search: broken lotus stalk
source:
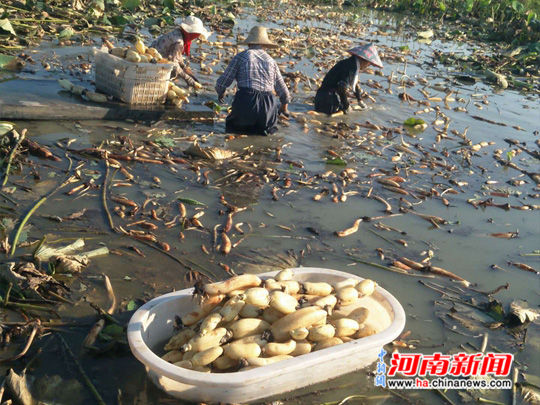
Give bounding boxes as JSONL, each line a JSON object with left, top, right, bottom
{"left": 398, "top": 257, "right": 470, "bottom": 286}
{"left": 335, "top": 218, "right": 363, "bottom": 237}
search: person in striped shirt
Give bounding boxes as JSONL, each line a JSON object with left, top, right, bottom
{"left": 216, "top": 26, "right": 290, "bottom": 136}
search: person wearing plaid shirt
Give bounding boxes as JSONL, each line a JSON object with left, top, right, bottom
{"left": 314, "top": 43, "right": 383, "bottom": 115}
{"left": 216, "top": 26, "right": 290, "bottom": 136}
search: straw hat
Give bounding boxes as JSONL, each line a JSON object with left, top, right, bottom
{"left": 174, "top": 16, "right": 212, "bottom": 40}
{"left": 240, "top": 26, "right": 278, "bottom": 48}
{"left": 348, "top": 44, "right": 383, "bottom": 68}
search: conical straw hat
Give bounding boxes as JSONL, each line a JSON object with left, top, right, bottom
{"left": 348, "top": 43, "right": 383, "bottom": 68}
{"left": 240, "top": 26, "right": 278, "bottom": 48}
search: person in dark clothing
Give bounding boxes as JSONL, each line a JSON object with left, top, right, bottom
{"left": 314, "top": 43, "right": 383, "bottom": 115}
{"left": 215, "top": 26, "right": 290, "bottom": 136}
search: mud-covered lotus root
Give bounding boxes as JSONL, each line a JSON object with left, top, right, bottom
{"left": 163, "top": 271, "right": 386, "bottom": 373}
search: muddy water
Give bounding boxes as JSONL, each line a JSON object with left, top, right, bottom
{"left": 1, "top": 4, "right": 539, "bottom": 405}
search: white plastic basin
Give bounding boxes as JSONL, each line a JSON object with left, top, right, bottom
{"left": 128, "top": 267, "right": 406, "bottom": 403}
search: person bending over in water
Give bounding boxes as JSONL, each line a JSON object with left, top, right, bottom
{"left": 215, "top": 26, "right": 290, "bottom": 136}
{"left": 314, "top": 43, "right": 383, "bottom": 115}
{"left": 151, "top": 16, "right": 211, "bottom": 87}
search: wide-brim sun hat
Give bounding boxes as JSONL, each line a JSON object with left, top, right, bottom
{"left": 348, "top": 44, "right": 383, "bottom": 68}
{"left": 240, "top": 26, "right": 278, "bottom": 48}
{"left": 175, "top": 16, "right": 212, "bottom": 40}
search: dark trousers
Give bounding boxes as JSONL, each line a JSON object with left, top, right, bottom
{"left": 314, "top": 88, "right": 341, "bottom": 115}
{"left": 226, "top": 87, "right": 279, "bottom": 136}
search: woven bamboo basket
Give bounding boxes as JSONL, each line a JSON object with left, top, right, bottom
{"left": 94, "top": 49, "right": 174, "bottom": 105}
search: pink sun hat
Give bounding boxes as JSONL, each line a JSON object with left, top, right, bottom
{"left": 348, "top": 43, "right": 383, "bottom": 68}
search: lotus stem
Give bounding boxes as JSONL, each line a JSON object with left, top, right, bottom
{"left": 102, "top": 157, "right": 116, "bottom": 232}
{"left": 3, "top": 283, "right": 12, "bottom": 306}
{"left": 368, "top": 229, "right": 399, "bottom": 246}
{"left": 2, "top": 129, "right": 26, "bottom": 187}
{"left": 345, "top": 254, "right": 410, "bottom": 275}
{"left": 103, "top": 274, "right": 116, "bottom": 315}
{"left": 9, "top": 195, "right": 47, "bottom": 256}
{"left": 480, "top": 333, "right": 488, "bottom": 353}
{"left": 0, "top": 295, "right": 54, "bottom": 312}
{"left": 0, "top": 320, "right": 40, "bottom": 363}
{"left": 14, "top": 17, "right": 69, "bottom": 23}
{"left": 57, "top": 333, "right": 107, "bottom": 405}
{"left": 0, "top": 377, "right": 5, "bottom": 403}
{"left": 10, "top": 155, "right": 73, "bottom": 256}
{"left": 478, "top": 398, "right": 505, "bottom": 405}
{"left": 435, "top": 389, "right": 455, "bottom": 405}
{"left": 512, "top": 367, "right": 518, "bottom": 405}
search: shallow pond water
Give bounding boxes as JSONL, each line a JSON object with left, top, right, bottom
{"left": 1, "top": 2, "right": 538, "bottom": 404}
